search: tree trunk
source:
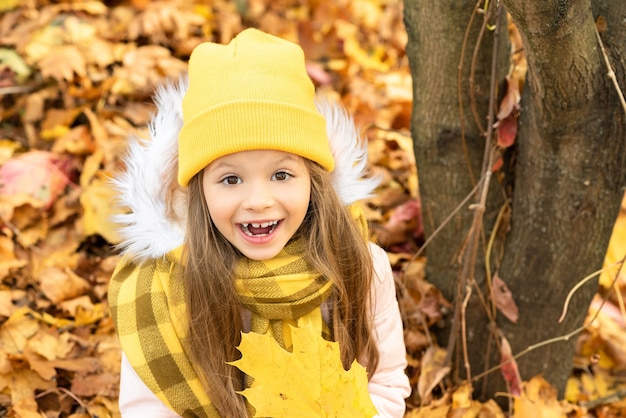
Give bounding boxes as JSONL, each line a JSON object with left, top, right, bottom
{"left": 495, "top": 0, "right": 626, "bottom": 397}
{"left": 404, "top": 0, "right": 626, "bottom": 403}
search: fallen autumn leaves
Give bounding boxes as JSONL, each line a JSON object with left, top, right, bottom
{"left": 1, "top": 0, "right": 626, "bottom": 417}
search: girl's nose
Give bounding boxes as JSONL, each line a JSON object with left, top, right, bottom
{"left": 242, "top": 184, "right": 275, "bottom": 211}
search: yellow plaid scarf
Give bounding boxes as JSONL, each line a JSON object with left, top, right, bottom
{"left": 234, "top": 239, "right": 333, "bottom": 349}
{"left": 109, "top": 247, "right": 217, "bottom": 417}
{"left": 109, "top": 240, "right": 334, "bottom": 417}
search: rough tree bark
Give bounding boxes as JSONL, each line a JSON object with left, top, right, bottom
{"left": 404, "top": 0, "right": 626, "bottom": 403}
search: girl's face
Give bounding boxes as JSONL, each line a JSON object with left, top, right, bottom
{"left": 202, "top": 150, "right": 311, "bottom": 261}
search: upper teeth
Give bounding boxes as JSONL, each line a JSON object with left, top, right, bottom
{"left": 242, "top": 220, "right": 278, "bottom": 228}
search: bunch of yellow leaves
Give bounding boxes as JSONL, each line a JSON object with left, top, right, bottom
{"left": 231, "top": 321, "right": 377, "bottom": 417}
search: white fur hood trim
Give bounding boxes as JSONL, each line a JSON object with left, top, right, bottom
{"left": 112, "top": 77, "right": 380, "bottom": 261}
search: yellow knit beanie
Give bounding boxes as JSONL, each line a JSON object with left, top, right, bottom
{"left": 177, "top": 28, "right": 335, "bottom": 187}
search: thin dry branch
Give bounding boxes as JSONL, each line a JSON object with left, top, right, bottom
{"left": 558, "top": 259, "right": 624, "bottom": 323}
{"left": 595, "top": 26, "right": 626, "bottom": 117}
{"left": 457, "top": 0, "right": 484, "bottom": 187}
{"left": 445, "top": 1, "right": 504, "bottom": 379}
{"left": 468, "top": 6, "right": 492, "bottom": 134}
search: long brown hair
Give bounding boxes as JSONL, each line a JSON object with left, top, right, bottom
{"left": 183, "top": 159, "right": 379, "bottom": 417}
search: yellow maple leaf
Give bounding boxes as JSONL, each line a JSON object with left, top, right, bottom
{"left": 230, "top": 321, "right": 377, "bottom": 417}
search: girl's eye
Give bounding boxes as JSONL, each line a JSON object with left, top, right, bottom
{"left": 272, "top": 171, "right": 291, "bottom": 181}
{"left": 221, "top": 175, "right": 241, "bottom": 185}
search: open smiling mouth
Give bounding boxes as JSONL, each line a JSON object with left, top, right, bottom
{"left": 240, "top": 220, "right": 280, "bottom": 237}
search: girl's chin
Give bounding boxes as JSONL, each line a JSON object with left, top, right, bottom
{"left": 239, "top": 247, "right": 283, "bottom": 261}
{"left": 235, "top": 233, "right": 287, "bottom": 261}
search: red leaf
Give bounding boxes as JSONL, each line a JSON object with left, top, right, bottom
{"left": 377, "top": 198, "right": 423, "bottom": 247}
{"left": 500, "top": 335, "right": 522, "bottom": 396}
{"left": 0, "top": 151, "right": 74, "bottom": 209}
{"left": 496, "top": 113, "right": 518, "bottom": 148}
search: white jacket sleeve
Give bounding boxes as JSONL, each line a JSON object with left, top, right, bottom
{"left": 368, "top": 243, "right": 412, "bottom": 417}
{"left": 119, "top": 352, "right": 181, "bottom": 417}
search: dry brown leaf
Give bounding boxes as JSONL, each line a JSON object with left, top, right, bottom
{"left": 403, "top": 329, "right": 430, "bottom": 353}
{"left": 71, "top": 372, "right": 119, "bottom": 397}
{"left": 493, "top": 271, "right": 519, "bottom": 323}
{"left": 30, "top": 223, "right": 81, "bottom": 276}
{"left": 417, "top": 346, "right": 450, "bottom": 402}
{"left": 27, "top": 329, "right": 64, "bottom": 362}
{"left": 38, "top": 266, "right": 91, "bottom": 304}
{"left": 0, "top": 307, "right": 40, "bottom": 354}
{"left": 59, "top": 295, "right": 95, "bottom": 317}
{"left": 81, "top": 37, "right": 116, "bottom": 68}
{"left": 116, "top": 44, "right": 187, "bottom": 92}
{"left": 10, "top": 363, "right": 58, "bottom": 401}
{"left": 12, "top": 204, "right": 49, "bottom": 247}
{"left": 377, "top": 198, "right": 423, "bottom": 248}
{"left": 0, "top": 291, "right": 16, "bottom": 317}
{"left": 10, "top": 398, "right": 42, "bottom": 418}
{"left": 39, "top": 45, "right": 87, "bottom": 82}
{"left": 51, "top": 125, "right": 97, "bottom": 155}
{"left": 24, "top": 349, "right": 58, "bottom": 381}
{"left": 404, "top": 273, "right": 451, "bottom": 324}
{"left": 0, "top": 235, "right": 27, "bottom": 281}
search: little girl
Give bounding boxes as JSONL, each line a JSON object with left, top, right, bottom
{"left": 108, "top": 28, "right": 410, "bottom": 417}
